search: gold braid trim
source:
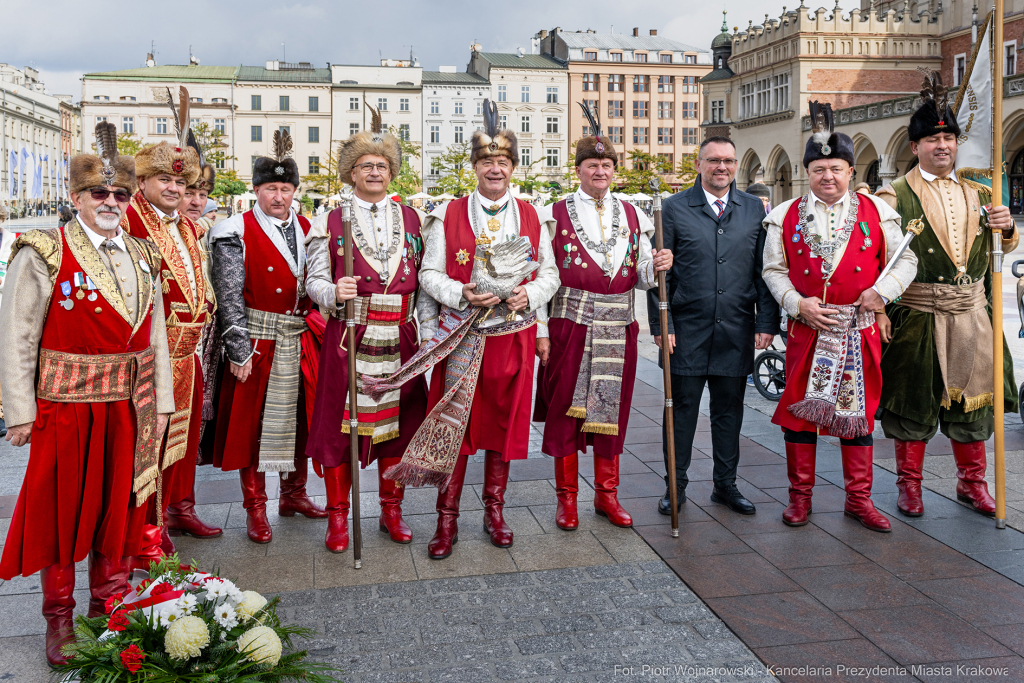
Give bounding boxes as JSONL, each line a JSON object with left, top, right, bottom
{"left": 11, "top": 228, "right": 61, "bottom": 283}
{"left": 566, "top": 406, "right": 588, "bottom": 419}
{"left": 580, "top": 422, "right": 620, "bottom": 436}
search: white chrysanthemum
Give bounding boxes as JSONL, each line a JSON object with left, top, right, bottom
{"left": 214, "top": 603, "right": 238, "bottom": 629}
{"left": 235, "top": 591, "right": 268, "bottom": 623}
{"left": 164, "top": 615, "right": 210, "bottom": 660}
{"left": 237, "top": 625, "right": 282, "bottom": 666}
{"left": 157, "top": 603, "right": 185, "bottom": 628}
{"left": 177, "top": 594, "right": 198, "bottom": 615}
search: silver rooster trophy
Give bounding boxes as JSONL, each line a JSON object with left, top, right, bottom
{"left": 471, "top": 236, "right": 540, "bottom": 325}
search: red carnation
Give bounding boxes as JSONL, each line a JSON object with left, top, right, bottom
{"left": 151, "top": 582, "right": 175, "bottom": 596}
{"left": 136, "top": 579, "right": 152, "bottom": 595}
{"left": 119, "top": 644, "right": 146, "bottom": 674}
{"left": 108, "top": 611, "right": 130, "bottom": 632}
{"left": 104, "top": 592, "right": 125, "bottom": 615}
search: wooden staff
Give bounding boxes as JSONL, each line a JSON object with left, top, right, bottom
{"left": 992, "top": 0, "right": 1007, "bottom": 529}
{"left": 650, "top": 178, "right": 679, "bottom": 537}
{"left": 342, "top": 198, "right": 363, "bottom": 565}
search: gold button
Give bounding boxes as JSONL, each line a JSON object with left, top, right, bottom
{"left": 94, "top": 307, "right": 102, "bottom": 313}
{"left": 928, "top": 248, "right": 934, "bottom": 253}
{"left": 115, "top": 262, "right": 121, "bottom": 267}
{"left": 581, "top": 262, "right": 588, "bottom": 269}
{"left": 938, "top": 276, "right": 944, "bottom": 281}
{"left": 127, "top": 292, "right": 132, "bottom": 297}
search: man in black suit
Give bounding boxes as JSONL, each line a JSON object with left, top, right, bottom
{"left": 649, "top": 136, "right": 779, "bottom": 516}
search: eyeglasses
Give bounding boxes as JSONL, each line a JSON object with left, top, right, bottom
{"left": 701, "top": 158, "right": 738, "bottom": 167}
{"left": 89, "top": 187, "right": 132, "bottom": 203}
{"left": 356, "top": 162, "right": 390, "bottom": 174}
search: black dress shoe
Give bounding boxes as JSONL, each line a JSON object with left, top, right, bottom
{"left": 711, "top": 485, "right": 756, "bottom": 515}
{"left": 658, "top": 487, "right": 685, "bottom": 515}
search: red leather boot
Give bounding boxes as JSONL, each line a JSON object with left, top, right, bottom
{"left": 279, "top": 455, "right": 327, "bottom": 518}
{"left": 378, "top": 457, "right": 412, "bottom": 544}
{"left": 951, "top": 439, "right": 996, "bottom": 516}
{"left": 594, "top": 454, "right": 633, "bottom": 527}
{"left": 41, "top": 562, "right": 76, "bottom": 667}
{"left": 482, "top": 450, "right": 514, "bottom": 547}
{"left": 782, "top": 442, "right": 816, "bottom": 526}
{"left": 894, "top": 439, "right": 926, "bottom": 517}
{"left": 841, "top": 445, "right": 891, "bottom": 532}
{"left": 554, "top": 453, "right": 579, "bottom": 530}
{"left": 129, "top": 523, "right": 165, "bottom": 574}
{"left": 87, "top": 551, "right": 130, "bottom": 618}
{"left": 167, "top": 485, "right": 223, "bottom": 538}
{"left": 428, "top": 454, "right": 468, "bottom": 559}
{"left": 240, "top": 465, "right": 272, "bottom": 543}
{"left": 323, "top": 464, "right": 351, "bottom": 553}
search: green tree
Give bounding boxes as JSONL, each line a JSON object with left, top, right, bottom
{"left": 190, "top": 121, "right": 234, "bottom": 170}
{"left": 298, "top": 193, "right": 315, "bottom": 215}
{"left": 212, "top": 168, "right": 247, "bottom": 204}
{"left": 434, "top": 142, "right": 477, "bottom": 197}
{"left": 116, "top": 132, "right": 146, "bottom": 156}
{"left": 511, "top": 158, "right": 545, "bottom": 195}
{"left": 675, "top": 151, "right": 699, "bottom": 191}
{"left": 616, "top": 149, "right": 674, "bottom": 194}
{"left": 301, "top": 149, "right": 344, "bottom": 198}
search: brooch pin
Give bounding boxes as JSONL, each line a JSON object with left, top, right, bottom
{"left": 456, "top": 249, "right": 470, "bottom": 265}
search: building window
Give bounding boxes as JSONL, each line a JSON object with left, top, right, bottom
{"left": 350, "top": 122, "right": 360, "bottom": 136}
{"left": 681, "top": 75, "right": 699, "bottom": 93}
{"left": 633, "top": 75, "right": 650, "bottom": 92}
{"left": 711, "top": 100, "right": 725, "bottom": 123}
{"left": 680, "top": 102, "right": 697, "bottom": 119}
{"left": 309, "top": 126, "right": 319, "bottom": 143}
{"left": 454, "top": 125, "right": 464, "bottom": 143}
{"left": 349, "top": 97, "right": 360, "bottom": 111}
{"left": 521, "top": 147, "right": 531, "bottom": 166}
{"left": 279, "top": 95, "right": 289, "bottom": 111}
{"left": 546, "top": 87, "right": 558, "bottom": 103}
{"left": 309, "top": 156, "right": 320, "bottom": 174}
{"left": 657, "top": 127, "right": 674, "bottom": 145}
{"left": 658, "top": 76, "right": 674, "bottom": 93}
{"left": 608, "top": 126, "right": 623, "bottom": 144}
{"left": 500, "top": 114, "right": 508, "bottom": 129}
{"left": 681, "top": 127, "right": 699, "bottom": 145}
{"left": 430, "top": 100, "right": 439, "bottom": 115}
{"left": 658, "top": 102, "right": 674, "bottom": 119}
{"left": 546, "top": 148, "right": 559, "bottom": 167}
{"left": 633, "top": 101, "right": 649, "bottom": 118}
{"left": 308, "top": 96, "right": 319, "bottom": 112}
{"left": 455, "top": 101, "right": 463, "bottom": 115}
{"left": 378, "top": 97, "right": 388, "bottom": 111}
{"left": 546, "top": 117, "right": 559, "bottom": 134}
{"left": 584, "top": 51, "right": 598, "bottom": 61}
{"left": 278, "top": 125, "right": 290, "bottom": 137}
{"left": 399, "top": 124, "right": 410, "bottom": 141}
{"left": 608, "top": 100, "right": 623, "bottom": 118}
{"left": 771, "top": 73, "right": 790, "bottom": 111}
{"left": 633, "top": 127, "right": 649, "bottom": 144}
{"left": 582, "top": 99, "right": 597, "bottom": 117}
{"left": 190, "top": 97, "right": 203, "bottom": 104}
{"left": 635, "top": 52, "right": 648, "bottom": 63}
{"left": 215, "top": 158, "right": 225, "bottom": 169}
{"left": 190, "top": 118, "right": 201, "bottom": 130}
{"left": 212, "top": 97, "right": 228, "bottom": 103}
{"left": 521, "top": 86, "right": 530, "bottom": 103}
{"left": 610, "top": 52, "right": 623, "bottom": 62}
{"left": 430, "top": 125, "right": 440, "bottom": 143}
{"left": 658, "top": 153, "right": 674, "bottom": 165}
{"left": 607, "top": 74, "right": 623, "bottom": 92}
{"left": 685, "top": 54, "right": 696, "bottom": 64}
{"left": 251, "top": 125, "right": 262, "bottom": 142}
{"left": 430, "top": 156, "right": 442, "bottom": 175}
{"left": 953, "top": 54, "right": 967, "bottom": 85}
{"left": 476, "top": 101, "right": 483, "bottom": 115}
{"left": 1006, "top": 41, "right": 1017, "bottom": 76}
{"left": 660, "top": 53, "right": 672, "bottom": 64}
{"left": 251, "top": 95, "right": 261, "bottom": 110}
{"left": 582, "top": 125, "right": 593, "bottom": 137}
{"left": 582, "top": 73, "right": 598, "bottom": 91}
{"left": 215, "top": 118, "right": 226, "bottom": 133}
{"left": 400, "top": 98, "right": 410, "bottom": 111}
{"left": 498, "top": 84, "right": 507, "bottom": 102}
{"left": 156, "top": 117, "right": 168, "bottom": 135}
{"left": 122, "top": 117, "right": 134, "bottom": 133}
{"left": 521, "top": 115, "right": 531, "bottom": 133}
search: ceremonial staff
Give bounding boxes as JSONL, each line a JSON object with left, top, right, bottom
{"left": 650, "top": 177, "right": 679, "bottom": 537}
{"left": 992, "top": 0, "right": 1007, "bottom": 529}
{"left": 342, "top": 197, "right": 364, "bottom": 566}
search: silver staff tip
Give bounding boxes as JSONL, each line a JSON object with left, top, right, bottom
{"left": 671, "top": 528, "right": 679, "bottom": 538}
{"left": 355, "top": 560, "right": 363, "bottom": 569}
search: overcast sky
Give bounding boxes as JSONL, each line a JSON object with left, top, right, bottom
{"left": 6, "top": 0, "right": 781, "bottom": 99}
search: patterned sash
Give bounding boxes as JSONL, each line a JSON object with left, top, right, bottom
{"left": 37, "top": 347, "right": 162, "bottom": 506}
{"left": 339, "top": 292, "right": 416, "bottom": 444}
{"left": 788, "top": 305, "right": 875, "bottom": 438}
{"left": 550, "top": 287, "right": 634, "bottom": 435}
{"left": 245, "top": 307, "right": 309, "bottom": 473}
{"left": 164, "top": 317, "right": 206, "bottom": 469}
{"left": 362, "top": 305, "right": 536, "bottom": 490}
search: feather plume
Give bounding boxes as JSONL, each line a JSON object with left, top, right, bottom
{"left": 94, "top": 121, "right": 118, "bottom": 167}
{"left": 186, "top": 128, "right": 206, "bottom": 167}
{"left": 578, "top": 101, "right": 601, "bottom": 138}
{"left": 363, "top": 101, "right": 383, "bottom": 135}
{"left": 161, "top": 87, "right": 182, "bottom": 142}
{"left": 178, "top": 86, "right": 190, "bottom": 148}
{"left": 808, "top": 100, "right": 833, "bottom": 147}
{"left": 272, "top": 128, "right": 293, "bottom": 162}
{"left": 482, "top": 99, "right": 500, "bottom": 138}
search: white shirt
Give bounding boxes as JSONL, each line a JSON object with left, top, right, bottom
{"left": 352, "top": 194, "right": 404, "bottom": 285}
{"left": 704, "top": 188, "right": 730, "bottom": 214}
{"left": 918, "top": 167, "right": 960, "bottom": 184}
{"left": 571, "top": 187, "right": 654, "bottom": 274}
{"left": 80, "top": 219, "right": 127, "bottom": 251}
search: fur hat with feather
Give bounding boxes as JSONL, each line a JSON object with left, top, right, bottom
{"left": 70, "top": 121, "right": 137, "bottom": 194}
{"left": 909, "top": 69, "right": 961, "bottom": 142}
{"left": 471, "top": 99, "right": 519, "bottom": 167}
{"left": 252, "top": 128, "right": 300, "bottom": 187}
{"left": 802, "top": 101, "right": 854, "bottom": 168}
{"left": 336, "top": 103, "right": 402, "bottom": 186}
{"left": 186, "top": 129, "right": 216, "bottom": 192}
{"left": 134, "top": 86, "right": 200, "bottom": 183}
{"left": 574, "top": 101, "right": 618, "bottom": 167}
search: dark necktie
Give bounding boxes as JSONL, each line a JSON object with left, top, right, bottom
{"left": 278, "top": 221, "right": 297, "bottom": 262}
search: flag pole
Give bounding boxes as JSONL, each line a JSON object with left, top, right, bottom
{"left": 992, "top": 0, "right": 1007, "bottom": 530}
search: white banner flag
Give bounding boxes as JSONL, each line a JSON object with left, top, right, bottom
{"left": 955, "top": 12, "right": 993, "bottom": 177}
{"left": 20, "top": 147, "right": 31, "bottom": 199}
{"left": 31, "top": 153, "right": 45, "bottom": 199}
{"left": 7, "top": 149, "right": 17, "bottom": 199}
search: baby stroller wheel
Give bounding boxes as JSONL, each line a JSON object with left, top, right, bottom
{"left": 753, "top": 350, "right": 787, "bottom": 402}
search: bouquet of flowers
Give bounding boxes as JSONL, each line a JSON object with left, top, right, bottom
{"left": 58, "top": 556, "right": 343, "bottom": 682}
